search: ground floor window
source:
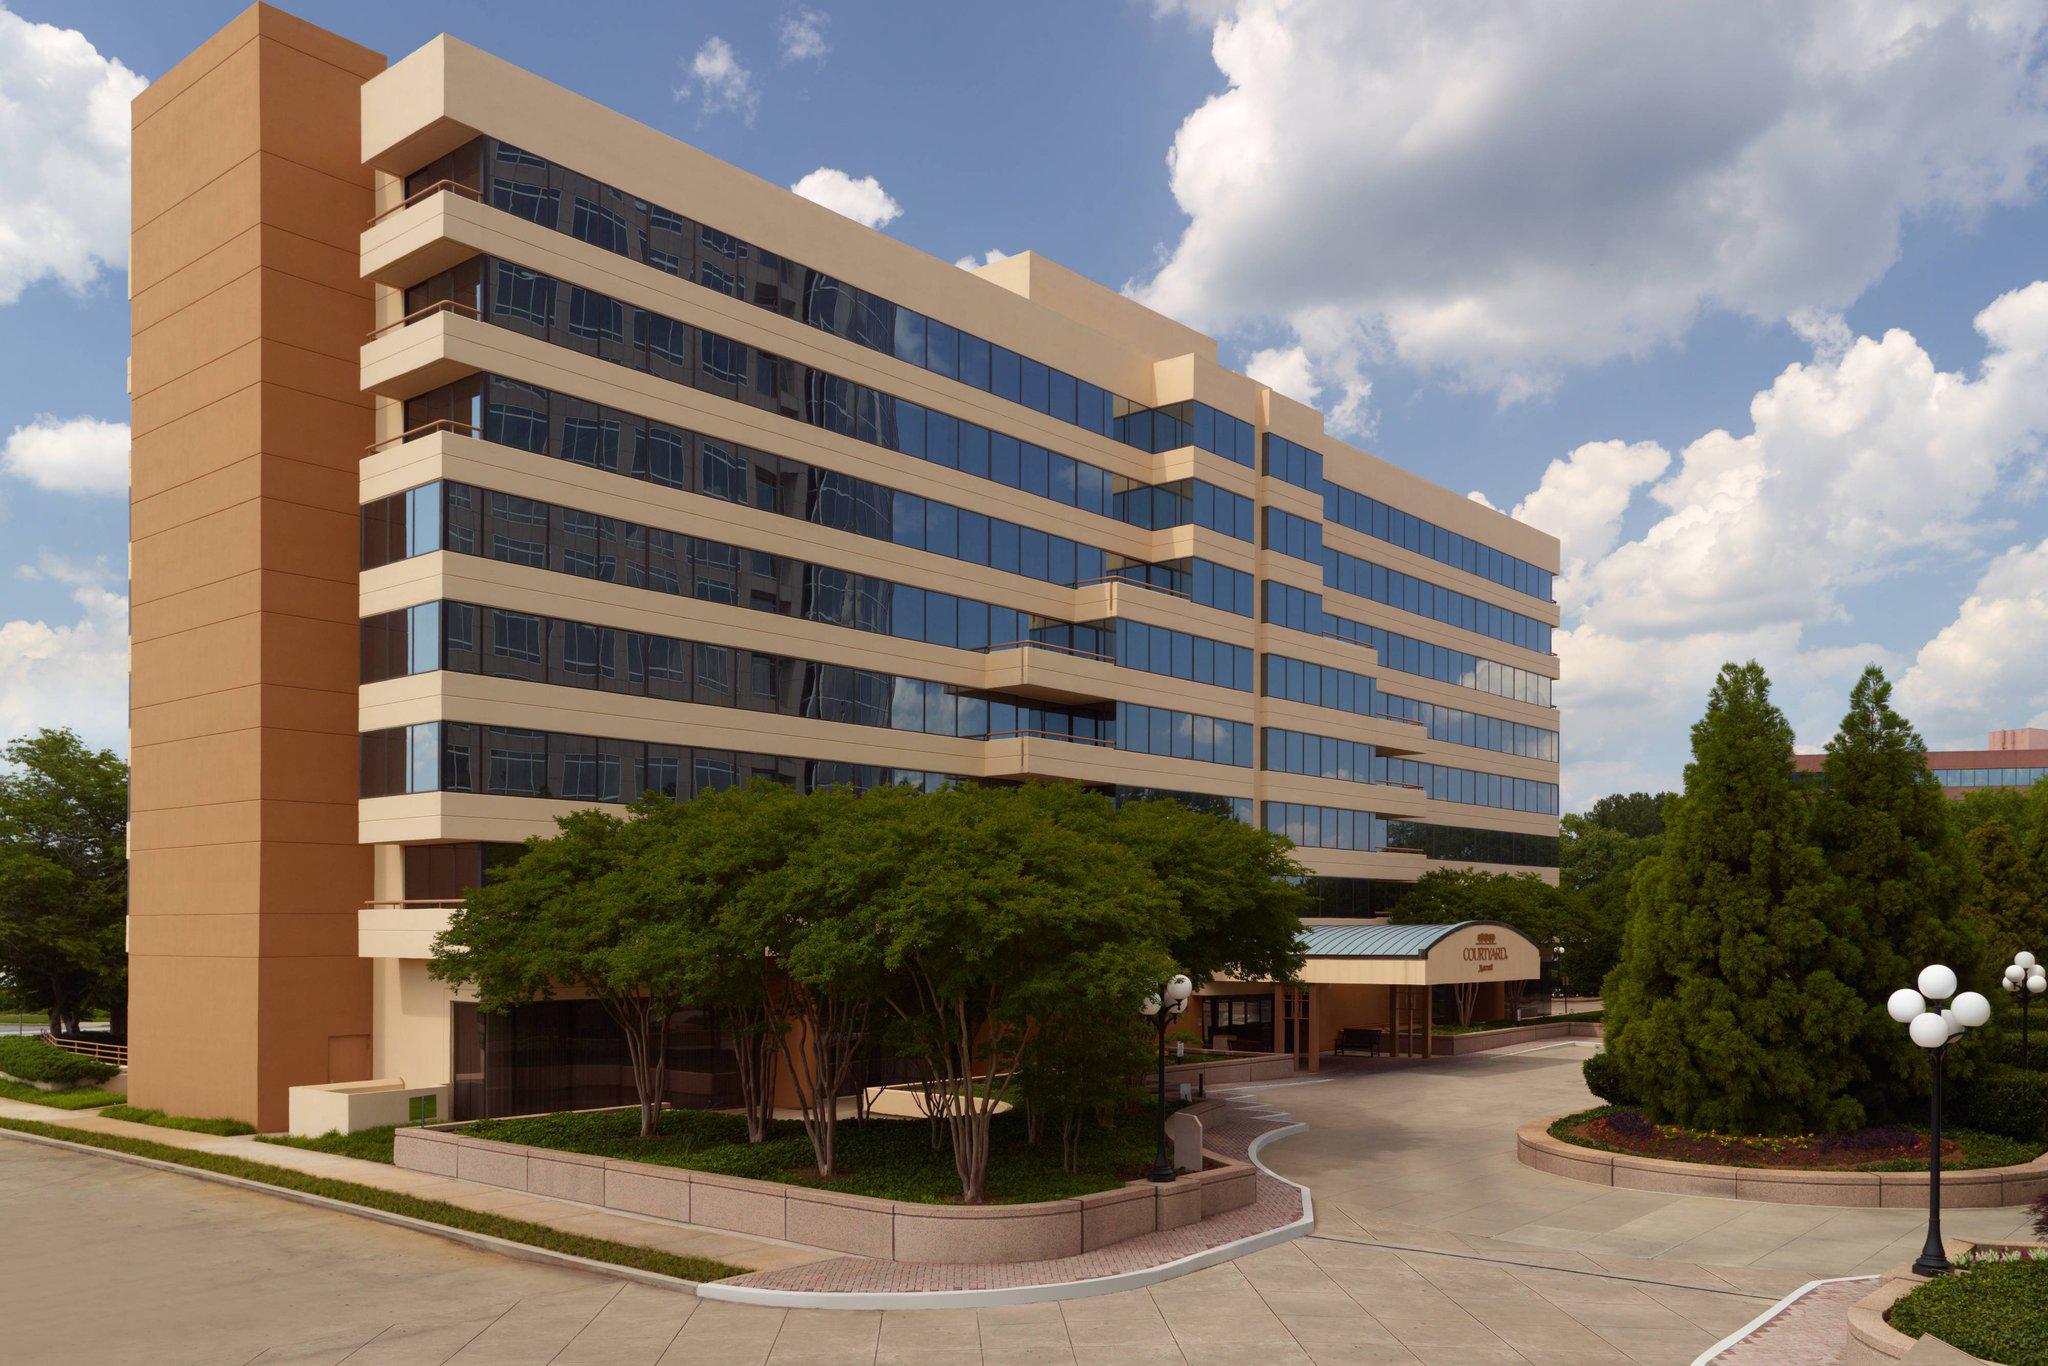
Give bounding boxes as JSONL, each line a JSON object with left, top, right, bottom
{"left": 449, "top": 1000, "right": 736, "bottom": 1121}
{"left": 1201, "top": 994, "right": 1275, "bottom": 1052}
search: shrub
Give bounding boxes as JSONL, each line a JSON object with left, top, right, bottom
{"left": 0, "top": 1036, "right": 117, "bottom": 1085}
{"left": 1952, "top": 1064, "right": 2048, "bottom": 1143}
{"left": 1889, "top": 1255, "right": 2048, "bottom": 1362}
{"left": 1581, "top": 1050, "right": 1635, "bottom": 1106}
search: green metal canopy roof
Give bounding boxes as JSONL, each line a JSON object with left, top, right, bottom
{"left": 1300, "top": 921, "right": 1528, "bottom": 960}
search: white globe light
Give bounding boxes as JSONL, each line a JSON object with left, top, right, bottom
{"left": 1140, "top": 995, "right": 1161, "bottom": 1016}
{"left": 1909, "top": 1012, "right": 1951, "bottom": 1049}
{"left": 1165, "top": 974, "right": 1193, "bottom": 1003}
{"left": 2010, "top": 976, "right": 2025, "bottom": 993}
{"left": 2009, "top": 965, "right": 2026, "bottom": 984}
{"left": 1952, "top": 992, "right": 1992, "bottom": 1028}
{"left": 2019, "top": 951, "right": 2038, "bottom": 970}
{"left": 2033, "top": 975, "right": 2047, "bottom": 996}
{"left": 1918, "top": 964, "right": 1958, "bottom": 1001}
{"left": 1887, "top": 988, "right": 1926, "bottom": 1024}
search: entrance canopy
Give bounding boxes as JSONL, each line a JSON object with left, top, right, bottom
{"left": 1293, "top": 920, "right": 1541, "bottom": 986}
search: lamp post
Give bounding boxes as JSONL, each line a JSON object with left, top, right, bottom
{"left": 2002, "top": 952, "right": 2045, "bottom": 1065}
{"left": 1887, "top": 965, "right": 1992, "bottom": 1277}
{"left": 1141, "top": 974, "right": 1193, "bottom": 1184}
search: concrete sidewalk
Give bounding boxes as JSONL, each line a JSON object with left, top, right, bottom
{"left": 0, "top": 1094, "right": 830, "bottom": 1277}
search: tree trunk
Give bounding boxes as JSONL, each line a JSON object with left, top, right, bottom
{"left": 1059, "top": 1109, "right": 1081, "bottom": 1173}
{"left": 725, "top": 1007, "right": 780, "bottom": 1143}
{"left": 108, "top": 997, "right": 128, "bottom": 1039}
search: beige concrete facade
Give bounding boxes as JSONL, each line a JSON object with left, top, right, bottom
{"left": 132, "top": 7, "right": 1561, "bottom": 1126}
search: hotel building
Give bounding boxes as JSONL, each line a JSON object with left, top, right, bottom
{"left": 127, "top": 6, "right": 1562, "bottom": 1129}
{"left": 1795, "top": 727, "right": 2048, "bottom": 796}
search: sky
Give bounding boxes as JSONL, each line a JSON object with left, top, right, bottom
{"left": 2, "top": 0, "right": 2046, "bottom": 809}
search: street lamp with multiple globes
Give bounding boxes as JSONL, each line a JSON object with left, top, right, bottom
{"left": 1886, "top": 964, "right": 1992, "bottom": 1277}
{"left": 2003, "top": 952, "right": 2046, "bottom": 1064}
{"left": 1140, "top": 974, "right": 1194, "bottom": 1184}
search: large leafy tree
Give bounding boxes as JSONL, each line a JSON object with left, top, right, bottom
{"left": 845, "top": 783, "right": 1179, "bottom": 1204}
{"left": 431, "top": 808, "right": 697, "bottom": 1138}
{"left": 1100, "top": 793, "right": 1308, "bottom": 988}
{"left": 1559, "top": 812, "right": 1661, "bottom": 993}
{"left": 0, "top": 729, "right": 128, "bottom": 1034}
{"left": 1605, "top": 661, "right": 1865, "bottom": 1134}
{"left": 1963, "top": 819, "right": 2045, "bottom": 962}
{"left": 1584, "top": 792, "right": 1671, "bottom": 839}
{"left": 1810, "top": 666, "right": 1982, "bottom": 1119}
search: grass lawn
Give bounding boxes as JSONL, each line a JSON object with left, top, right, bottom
{"left": 0, "top": 1077, "right": 121, "bottom": 1110}
{"left": 0, "top": 1115, "right": 747, "bottom": 1282}
{"left": 462, "top": 1104, "right": 1172, "bottom": 1204}
{"left": 258, "top": 1125, "right": 399, "bottom": 1164}
{"left": 1890, "top": 1252, "right": 2048, "bottom": 1362}
{"left": 100, "top": 1105, "right": 255, "bottom": 1137}
{"left": 1551, "top": 1105, "right": 2044, "bottom": 1172}
{"left": 1438, "top": 1009, "right": 1603, "bottom": 1036}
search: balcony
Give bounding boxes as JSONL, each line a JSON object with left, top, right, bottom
{"left": 977, "top": 639, "right": 1120, "bottom": 705}
{"left": 358, "top": 898, "right": 460, "bottom": 960}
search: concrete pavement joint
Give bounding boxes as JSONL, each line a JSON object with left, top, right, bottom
{"left": 1308, "top": 1229, "right": 1780, "bottom": 1302}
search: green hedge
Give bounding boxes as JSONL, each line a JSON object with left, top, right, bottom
{"left": 1889, "top": 1254, "right": 2048, "bottom": 1362}
{"left": 0, "top": 1036, "right": 118, "bottom": 1085}
{"left": 1954, "top": 1064, "right": 2048, "bottom": 1143}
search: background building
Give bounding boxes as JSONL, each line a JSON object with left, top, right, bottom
{"left": 127, "top": 5, "right": 1562, "bottom": 1128}
{"left": 1795, "top": 727, "right": 2048, "bottom": 795}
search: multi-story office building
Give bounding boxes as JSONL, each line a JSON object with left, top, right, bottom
{"left": 1796, "top": 728, "right": 2048, "bottom": 795}
{"left": 127, "top": 6, "right": 1561, "bottom": 1127}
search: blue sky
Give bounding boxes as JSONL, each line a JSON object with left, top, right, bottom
{"left": 3, "top": 0, "right": 2046, "bottom": 806}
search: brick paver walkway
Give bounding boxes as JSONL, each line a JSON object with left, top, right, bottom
{"left": 1710, "top": 1275, "right": 1877, "bottom": 1364}
{"left": 718, "top": 1093, "right": 1308, "bottom": 1295}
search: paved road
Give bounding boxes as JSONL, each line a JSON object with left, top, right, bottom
{"left": 3, "top": 1043, "right": 1998, "bottom": 1363}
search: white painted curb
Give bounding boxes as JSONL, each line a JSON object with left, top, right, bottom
{"left": 1689, "top": 1274, "right": 1878, "bottom": 1364}
{"left": 697, "top": 1118, "right": 1317, "bottom": 1311}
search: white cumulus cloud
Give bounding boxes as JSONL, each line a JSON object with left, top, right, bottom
{"left": 1508, "top": 282, "right": 2048, "bottom": 804}
{"left": 1245, "top": 344, "right": 1319, "bottom": 407}
{"left": 677, "top": 36, "right": 758, "bottom": 123}
{"left": 955, "top": 248, "right": 1013, "bottom": 272}
{"left": 0, "top": 6, "right": 146, "bottom": 304}
{"left": 778, "top": 8, "right": 831, "bottom": 65}
{"left": 791, "top": 168, "right": 902, "bottom": 230}
{"left": 0, "top": 554, "right": 127, "bottom": 752}
{"left": 1898, "top": 538, "right": 2048, "bottom": 747}
{"left": 2, "top": 415, "right": 129, "bottom": 494}
{"left": 1138, "top": 0, "right": 2048, "bottom": 402}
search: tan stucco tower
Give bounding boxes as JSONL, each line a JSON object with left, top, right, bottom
{"left": 126, "top": 6, "right": 387, "bottom": 1129}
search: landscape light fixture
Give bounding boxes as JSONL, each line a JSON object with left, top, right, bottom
{"left": 2003, "top": 952, "right": 2045, "bottom": 1065}
{"left": 1887, "top": 964, "right": 1991, "bottom": 1276}
{"left": 1142, "top": 973, "right": 1194, "bottom": 1183}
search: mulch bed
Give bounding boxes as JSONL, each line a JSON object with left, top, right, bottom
{"left": 1556, "top": 1106, "right": 1965, "bottom": 1171}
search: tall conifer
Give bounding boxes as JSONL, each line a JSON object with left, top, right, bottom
{"left": 1606, "top": 662, "right": 1864, "bottom": 1133}
{"left": 1811, "top": 666, "right": 1980, "bottom": 1120}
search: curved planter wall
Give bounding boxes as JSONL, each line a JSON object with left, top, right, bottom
{"left": 1518, "top": 1119, "right": 2048, "bottom": 1209}
{"left": 1433, "top": 1021, "right": 1601, "bottom": 1057}
{"left": 396, "top": 1104, "right": 1257, "bottom": 1264}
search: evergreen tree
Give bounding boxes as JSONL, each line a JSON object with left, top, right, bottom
{"left": 1605, "top": 662, "right": 1864, "bottom": 1134}
{"left": 1811, "top": 666, "right": 1981, "bottom": 1120}
{"left": 1963, "top": 819, "right": 2045, "bottom": 962}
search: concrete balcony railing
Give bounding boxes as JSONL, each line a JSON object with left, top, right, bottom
{"left": 358, "top": 899, "right": 461, "bottom": 960}
{"left": 975, "top": 639, "right": 1121, "bottom": 705}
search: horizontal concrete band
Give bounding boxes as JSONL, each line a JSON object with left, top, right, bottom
{"left": 1150, "top": 1053, "right": 1297, "bottom": 1088}
{"left": 1432, "top": 1020, "right": 1602, "bottom": 1057}
{"left": 1519, "top": 1119, "right": 2048, "bottom": 1209}
{"left": 395, "top": 1119, "right": 1258, "bottom": 1264}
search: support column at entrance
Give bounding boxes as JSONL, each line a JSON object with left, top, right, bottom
{"left": 1307, "top": 985, "right": 1321, "bottom": 1073}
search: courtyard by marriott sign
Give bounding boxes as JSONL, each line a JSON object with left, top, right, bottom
{"left": 1427, "top": 924, "right": 1539, "bottom": 984}
{"left": 1463, "top": 931, "right": 1511, "bottom": 970}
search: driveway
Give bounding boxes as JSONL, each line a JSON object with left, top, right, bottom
{"left": 4, "top": 1042, "right": 2011, "bottom": 1364}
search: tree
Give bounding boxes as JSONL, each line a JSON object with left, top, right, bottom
{"left": 844, "top": 783, "right": 1178, "bottom": 1204}
{"left": 1585, "top": 792, "right": 1671, "bottom": 839}
{"left": 1559, "top": 813, "right": 1660, "bottom": 993}
{"left": 1390, "top": 868, "right": 1588, "bottom": 1006}
{"left": 1604, "top": 661, "right": 1865, "bottom": 1134}
{"left": 1101, "top": 794, "right": 1308, "bottom": 989}
{"left": 1963, "top": 819, "right": 2045, "bottom": 961}
{"left": 1014, "top": 1012, "right": 1153, "bottom": 1172}
{"left": 431, "top": 809, "right": 696, "bottom": 1138}
{"left": 1810, "top": 666, "right": 1982, "bottom": 1121}
{"left": 0, "top": 729, "right": 128, "bottom": 1035}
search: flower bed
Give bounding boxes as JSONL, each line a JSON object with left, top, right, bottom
{"left": 1550, "top": 1106, "right": 2041, "bottom": 1172}
{"left": 1889, "top": 1249, "right": 2048, "bottom": 1362}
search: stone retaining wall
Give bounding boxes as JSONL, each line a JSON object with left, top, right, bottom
{"left": 1433, "top": 1021, "right": 1602, "bottom": 1056}
{"left": 1519, "top": 1119, "right": 2048, "bottom": 1208}
{"left": 1155, "top": 1052, "right": 1296, "bottom": 1089}
{"left": 395, "top": 1105, "right": 1258, "bottom": 1264}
